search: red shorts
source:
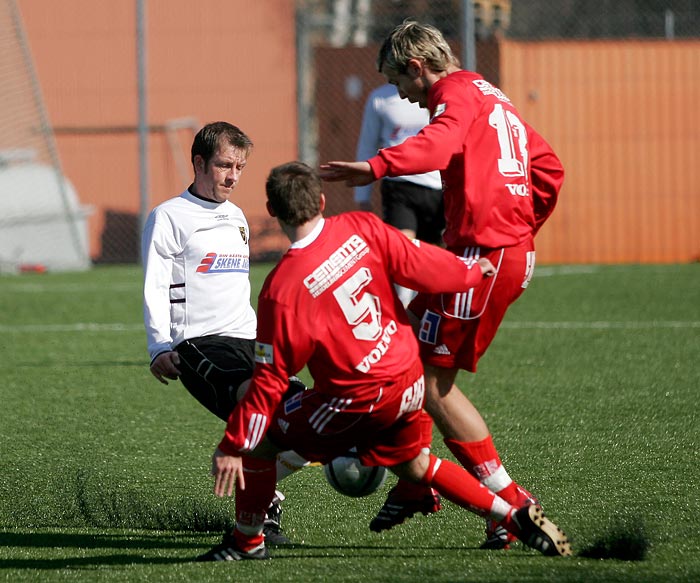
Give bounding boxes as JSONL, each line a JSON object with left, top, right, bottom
{"left": 410, "top": 239, "right": 536, "bottom": 372}
{"left": 266, "top": 361, "right": 425, "bottom": 467}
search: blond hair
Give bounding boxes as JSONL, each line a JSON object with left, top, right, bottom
{"left": 377, "top": 20, "right": 460, "bottom": 75}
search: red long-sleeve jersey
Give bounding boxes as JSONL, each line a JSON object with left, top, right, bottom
{"left": 368, "top": 70, "right": 564, "bottom": 249}
{"left": 219, "top": 212, "right": 487, "bottom": 455}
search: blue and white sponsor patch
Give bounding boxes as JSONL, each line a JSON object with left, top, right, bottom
{"left": 196, "top": 253, "right": 249, "bottom": 274}
{"left": 254, "top": 341, "right": 273, "bottom": 364}
{"left": 284, "top": 391, "right": 303, "bottom": 415}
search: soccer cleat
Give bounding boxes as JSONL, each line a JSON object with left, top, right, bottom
{"left": 481, "top": 485, "right": 537, "bottom": 550}
{"left": 480, "top": 521, "right": 514, "bottom": 550}
{"left": 510, "top": 505, "right": 572, "bottom": 557}
{"left": 196, "top": 534, "right": 270, "bottom": 562}
{"left": 263, "top": 494, "right": 292, "bottom": 545}
{"left": 369, "top": 485, "right": 442, "bottom": 532}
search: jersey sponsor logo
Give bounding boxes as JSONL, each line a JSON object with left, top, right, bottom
{"left": 506, "top": 183, "right": 530, "bottom": 197}
{"left": 238, "top": 226, "right": 248, "bottom": 244}
{"left": 355, "top": 319, "right": 398, "bottom": 373}
{"left": 303, "top": 234, "right": 370, "bottom": 298}
{"left": 196, "top": 252, "right": 250, "bottom": 273}
{"left": 254, "top": 341, "right": 273, "bottom": 364}
{"left": 431, "top": 103, "right": 446, "bottom": 120}
{"left": 397, "top": 376, "right": 425, "bottom": 418}
{"left": 472, "top": 79, "right": 512, "bottom": 103}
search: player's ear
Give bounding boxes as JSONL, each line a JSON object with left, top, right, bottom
{"left": 319, "top": 193, "right": 326, "bottom": 213}
{"left": 193, "top": 154, "right": 205, "bottom": 174}
{"left": 406, "top": 58, "right": 423, "bottom": 77}
{"left": 266, "top": 200, "right": 276, "bottom": 217}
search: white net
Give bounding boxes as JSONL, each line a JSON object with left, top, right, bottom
{"left": 0, "top": 0, "right": 90, "bottom": 273}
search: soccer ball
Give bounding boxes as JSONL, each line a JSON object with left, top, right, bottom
{"left": 324, "top": 450, "right": 387, "bottom": 498}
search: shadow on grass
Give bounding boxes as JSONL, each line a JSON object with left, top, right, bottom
{"left": 0, "top": 531, "right": 204, "bottom": 569}
{"left": 0, "top": 531, "right": 204, "bottom": 551}
{"left": 0, "top": 531, "right": 437, "bottom": 570}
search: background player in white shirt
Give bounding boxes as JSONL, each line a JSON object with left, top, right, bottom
{"left": 142, "top": 121, "right": 305, "bottom": 543}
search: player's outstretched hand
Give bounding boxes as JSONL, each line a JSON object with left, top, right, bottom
{"left": 211, "top": 447, "right": 244, "bottom": 497}
{"left": 478, "top": 257, "right": 497, "bottom": 277}
{"left": 319, "top": 161, "right": 374, "bottom": 187}
{"left": 149, "top": 351, "right": 181, "bottom": 385}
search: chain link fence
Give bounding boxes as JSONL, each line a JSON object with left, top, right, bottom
{"left": 1, "top": 1, "right": 698, "bottom": 267}
{"left": 297, "top": 0, "right": 700, "bottom": 263}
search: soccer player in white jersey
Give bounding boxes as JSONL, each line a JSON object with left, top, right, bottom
{"left": 142, "top": 122, "right": 306, "bottom": 543}
{"left": 197, "top": 161, "right": 571, "bottom": 562}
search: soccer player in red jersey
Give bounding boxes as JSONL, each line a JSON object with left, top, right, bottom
{"left": 320, "top": 21, "right": 565, "bottom": 548}
{"left": 196, "top": 162, "right": 571, "bottom": 562}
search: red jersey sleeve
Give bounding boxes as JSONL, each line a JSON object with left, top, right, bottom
{"left": 218, "top": 292, "right": 313, "bottom": 455}
{"left": 527, "top": 125, "right": 564, "bottom": 234}
{"left": 366, "top": 215, "right": 486, "bottom": 292}
{"left": 368, "top": 80, "right": 473, "bottom": 179}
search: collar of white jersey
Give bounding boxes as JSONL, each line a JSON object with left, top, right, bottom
{"left": 289, "top": 217, "right": 325, "bottom": 249}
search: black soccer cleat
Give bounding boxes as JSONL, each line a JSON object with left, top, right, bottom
{"left": 196, "top": 534, "right": 270, "bottom": 562}
{"left": 511, "top": 505, "right": 572, "bottom": 557}
{"left": 369, "top": 485, "right": 442, "bottom": 532}
{"left": 481, "top": 485, "right": 537, "bottom": 550}
{"left": 263, "top": 494, "right": 292, "bottom": 545}
{"left": 480, "top": 521, "right": 514, "bottom": 550}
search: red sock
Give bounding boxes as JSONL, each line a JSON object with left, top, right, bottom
{"left": 444, "top": 435, "right": 502, "bottom": 478}
{"left": 234, "top": 455, "right": 276, "bottom": 551}
{"left": 444, "top": 436, "right": 533, "bottom": 506}
{"left": 421, "top": 454, "right": 511, "bottom": 520}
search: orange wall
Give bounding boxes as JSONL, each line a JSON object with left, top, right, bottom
{"left": 18, "top": 0, "right": 297, "bottom": 260}
{"left": 501, "top": 39, "right": 700, "bottom": 263}
{"left": 315, "top": 39, "right": 699, "bottom": 264}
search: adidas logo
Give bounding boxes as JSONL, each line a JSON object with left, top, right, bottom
{"left": 433, "top": 344, "right": 451, "bottom": 355}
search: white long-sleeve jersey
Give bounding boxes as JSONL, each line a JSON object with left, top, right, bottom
{"left": 354, "top": 83, "right": 443, "bottom": 205}
{"left": 142, "top": 189, "right": 257, "bottom": 361}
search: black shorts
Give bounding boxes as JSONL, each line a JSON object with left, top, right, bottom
{"left": 381, "top": 179, "right": 445, "bottom": 245}
{"left": 175, "top": 335, "right": 255, "bottom": 421}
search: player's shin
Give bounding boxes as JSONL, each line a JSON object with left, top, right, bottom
{"left": 421, "top": 454, "right": 513, "bottom": 520}
{"left": 234, "top": 456, "right": 277, "bottom": 551}
{"left": 443, "top": 435, "right": 534, "bottom": 506}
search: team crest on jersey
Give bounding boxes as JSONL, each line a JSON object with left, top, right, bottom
{"left": 196, "top": 252, "right": 249, "bottom": 273}
{"left": 254, "top": 341, "right": 273, "bottom": 364}
{"left": 238, "top": 226, "right": 248, "bottom": 244}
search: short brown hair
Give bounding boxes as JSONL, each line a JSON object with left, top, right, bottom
{"left": 191, "top": 121, "right": 253, "bottom": 167}
{"left": 265, "top": 162, "right": 322, "bottom": 226}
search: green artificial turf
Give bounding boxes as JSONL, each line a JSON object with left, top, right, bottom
{"left": 0, "top": 263, "right": 698, "bottom": 582}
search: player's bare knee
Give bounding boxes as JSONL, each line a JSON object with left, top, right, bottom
{"left": 389, "top": 451, "right": 430, "bottom": 483}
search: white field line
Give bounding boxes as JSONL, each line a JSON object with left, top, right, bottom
{"left": 0, "top": 321, "right": 698, "bottom": 333}
{"left": 0, "top": 323, "right": 143, "bottom": 332}
{"left": 502, "top": 321, "right": 700, "bottom": 329}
